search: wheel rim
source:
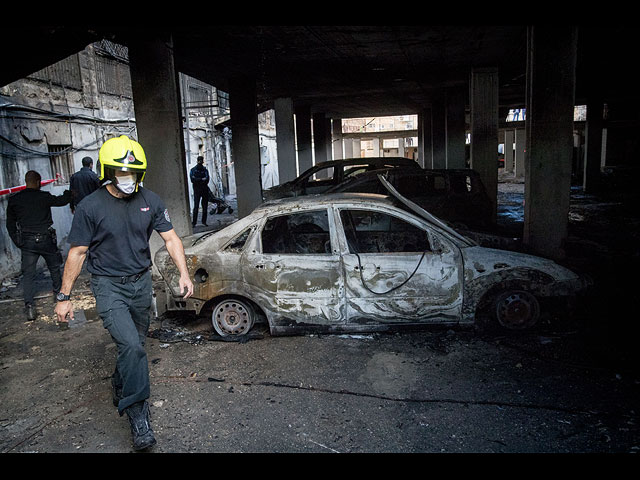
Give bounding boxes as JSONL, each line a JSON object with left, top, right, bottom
{"left": 495, "top": 290, "right": 539, "bottom": 330}
{"left": 212, "top": 299, "right": 254, "bottom": 336}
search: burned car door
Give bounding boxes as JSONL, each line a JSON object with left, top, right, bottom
{"left": 242, "top": 208, "right": 345, "bottom": 328}
{"left": 338, "top": 208, "right": 463, "bottom": 325}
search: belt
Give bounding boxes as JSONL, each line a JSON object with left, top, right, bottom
{"left": 118, "top": 271, "right": 147, "bottom": 284}
{"left": 95, "top": 269, "right": 149, "bottom": 284}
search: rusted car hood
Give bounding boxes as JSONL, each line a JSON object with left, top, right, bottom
{"left": 460, "top": 245, "right": 580, "bottom": 282}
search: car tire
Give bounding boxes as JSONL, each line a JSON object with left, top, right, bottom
{"left": 212, "top": 298, "right": 255, "bottom": 336}
{"left": 493, "top": 290, "right": 540, "bottom": 330}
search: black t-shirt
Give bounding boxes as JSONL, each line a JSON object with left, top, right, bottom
{"left": 68, "top": 186, "right": 173, "bottom": 276}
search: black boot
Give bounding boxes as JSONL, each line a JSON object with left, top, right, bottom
{"left": 125, "top": 401, "right": 156, "bottom": 451}
{"left": 25, "top": 303, "right": 36, "bottom": 321}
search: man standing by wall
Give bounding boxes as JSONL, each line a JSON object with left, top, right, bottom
{"left": 54, "top": 136, "right": 194, "bottom": 451}
{"left": 69, "top": 156, "right": 101, "bottom": 212}
{"left": 190, "top": 155, "right": 210, "bottom": 227}
{"left": 5, "top": 170, "right": 72, "bottom": 320}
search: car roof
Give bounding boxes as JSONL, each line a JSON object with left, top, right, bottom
{"left": 348, "top": 167, "right": 477, "bottom": 176}
{"left": 301, "top": 157, "right": 420, "bottom": 174}
{"left": 326, "top": 167, "right": 480, "bottom": 190}
{"left": 258, "top": 192, "right": 395, "bottom": 212}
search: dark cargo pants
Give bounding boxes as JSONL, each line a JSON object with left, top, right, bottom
{"left": 90, "top": 270, "right": 153, "bottom": 415}
{"left": 20, "top": 232, "right": 63, "bottom": 305}
{"left": 192, "top": 186, "right": 209, "bottom": 226}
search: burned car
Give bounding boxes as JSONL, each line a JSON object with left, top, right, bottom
{"left": 154, "top": 179, "right": 590, "bottom": 337}
{"left": 263, "top": 157, "right": 421, "bottom": 201}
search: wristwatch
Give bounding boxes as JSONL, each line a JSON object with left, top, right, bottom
{"left": 56, "top": 292, "right": 71, "bottom": 302}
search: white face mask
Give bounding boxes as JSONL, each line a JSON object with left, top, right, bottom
{"left": 115, "top": 173, "right": 137, "bottom": 195}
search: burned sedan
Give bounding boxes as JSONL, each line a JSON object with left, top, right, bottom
{"left": 154, "top": 185, "right": 589, "bottom": 337}
{"left": 263, "top": 157, "right": 421, "bottom": 201}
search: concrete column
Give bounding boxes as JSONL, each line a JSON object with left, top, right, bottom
{"left": 352, "top": 139, "right": 361, "bottom": 158}
{"left": 224, "top": 132, "right": 235, "bottom": 195}
{"left": 514, "top": 128, "right": 526, "bottom": 177}
{"left": 313, "top": 112, "right": 330, "bottom": 166}
{"left": 504, "top": 129, "right": 515, "bottom": 173}
{"left": 432, "top": 96, "right": 447, "bottom": 169}
{"left": 446, "top": 87, "right": 467, "bottom": 169}
{"left": 325, "top": 118, "right": 333, "bottom": 160}
{"left": 344, "top": 138, "right": 354, "bottom": 158}
{"left": 470, "top": 67, "right": 499, "bottom": 221}
{"left": 274, "top": 97, "right": 297, "bottom": 185}
{"left": 332, "top": 119, "right": 343, "bottom": 160}
{"left": 229, "top": 76, "right": 263, "bottom": 219}
{"left": 127, "top": 34, "right": 191, "bottom": 256}
{"left": 601, "top": 128, "right": 608, "bottom": 168}
{"left": 418, "top": 108, "right": 432, "bottom": 168}
{"left": 524, "top": 26, "right": 577, "bottom": 260}
{"left": 583, "top": 99, "right": 604, "bottom": 193}
{"left": 372, "top": 138, "right": 380, "bottom": 157}
{"left": 295, "top": 106, "right": 313, "bottom": 174}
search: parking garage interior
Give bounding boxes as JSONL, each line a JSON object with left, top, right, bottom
{"left": 1, "top": 23, "right": 640, "bottom": 453}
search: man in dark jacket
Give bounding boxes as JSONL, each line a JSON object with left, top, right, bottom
{"left": 69, "top": 156, "right": 101, "bottom": 212}
{"left": 5, "top": 170, "right": 72, "bottom": 320}
{"left": 189, "top": 156, "right": 210, "bottom": 227}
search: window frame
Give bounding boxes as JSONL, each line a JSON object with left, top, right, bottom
{"left": 259, "top": 208, "right": 335, "bottom": 256}
{"left": 337, "top": 207, "right": 432, "bottom": 254}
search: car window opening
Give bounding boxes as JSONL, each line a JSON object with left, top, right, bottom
{"left": 223, "top": 228, "right": 253, "bottom": 252}
{"left": 262, "top": 210, "right": 331, "bottom": 255}
{"left": 340, "top": 209, "right": 430, "bottom": 295}
{"left": 340, "top": 209, "right": 431, "bottom": 254}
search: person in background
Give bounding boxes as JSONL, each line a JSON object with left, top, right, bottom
{"left": 5, "top": 170, "right": 72, "bottom": 321}
{"left": 189, "top": 155, "right": 210, "bottom": 227}
{"left": 69, "top": 156, "right": 101, "bottom": 213}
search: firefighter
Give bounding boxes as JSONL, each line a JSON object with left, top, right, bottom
{"left": 54, "top": 135, "right": 194, "bottom": 451}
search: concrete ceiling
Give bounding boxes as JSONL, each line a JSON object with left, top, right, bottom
{"left": 2, "top": 25, "right": 637, "bottom": 120}
{"left": 169, "top": 25, "right": 528, "bottom": 118}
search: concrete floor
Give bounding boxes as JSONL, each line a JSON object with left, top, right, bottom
{"left": 1, "top": 183, "right": 639, "bottom": 453}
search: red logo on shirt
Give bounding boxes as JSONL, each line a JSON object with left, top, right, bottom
{"left": 140, "top": 207, "right": 150, "bottom": 212}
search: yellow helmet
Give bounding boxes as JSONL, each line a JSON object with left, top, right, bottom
{"left": 97, "top": 135, "right": 147, "bottom": 189}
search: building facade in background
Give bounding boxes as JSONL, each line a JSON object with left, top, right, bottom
{"left": 0, "top": 40, "right": 280, "bottom": 281}
{"left": 0, "top": 40, "right": 137, "bottom": 280}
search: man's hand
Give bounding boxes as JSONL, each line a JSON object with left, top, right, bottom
{"left": 179, "top": 274, "right": 194, "bottom": 299}
{"left": 55, "top": 300, "right": 74, "bottom": 323}
{"left": 159, "top": 229, "right": 194, "bottom": 300}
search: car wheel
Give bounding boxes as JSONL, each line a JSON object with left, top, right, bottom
{"left": 212, "top": 298, "right": 255, "bottom": 336}
{"left": 493, "top": 290, "right": 540, "bottom": 330}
